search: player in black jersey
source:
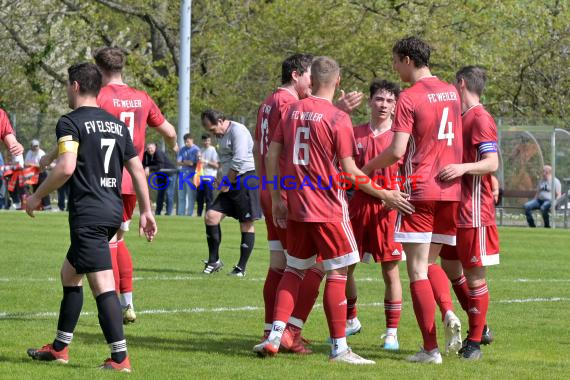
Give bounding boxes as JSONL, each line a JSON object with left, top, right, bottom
{"left": 25, "top": 63, "right": 156, "bottom": 373}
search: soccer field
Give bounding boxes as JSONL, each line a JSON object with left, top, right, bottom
{"left": 0, "top": 212, "right": 568, "bottom": 379}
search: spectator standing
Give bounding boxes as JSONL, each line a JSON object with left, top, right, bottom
{"left": 177, "top": 134, "right": 200, "bottom": 216}
{"left": 143, "top": 142, "right": 177, "bottom": 216}
{"left": 25, "top": 139, "right": 51, "bottom": 210}
{"left": 197, "top": 133, "right": 219, "bottom": 217}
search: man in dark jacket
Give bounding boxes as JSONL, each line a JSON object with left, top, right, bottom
{"left": 143, "top": 142, "right": 177, "bottom": 215}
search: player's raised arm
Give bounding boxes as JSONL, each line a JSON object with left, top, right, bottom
{"left": 125, "top": 156, "right": 157, "bottom": 241}
{"left": 361, "top": 131, "right": 409, "bottom": 176}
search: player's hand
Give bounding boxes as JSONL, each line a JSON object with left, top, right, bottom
{"left": 219, "top": 185, "right": 230, "bottom": 193}
{"left": 382, "top": 190, "right": 414, "bottom": 215}
{"left": 139, "top": 211, "right": 158, "bottom": 242}
{"left": 439, "top": 164, "right": 466, "bottom": 182}
{"left": 172, "top": 143, "right": 179, "bottom": 154}
{"left": 272, "top": 198, "right": 288, "bottom": 229}
{"left": 9, "top": 142, "right": 24, "bottom": 157}
{"left": 144, "top": 167, "right": 150, "bottom": 177}
{"left": 335, "top": 90, "right": 364, "bottom": 114}
{"left": 25, "top": 194, "right": 40, "bottom": 218}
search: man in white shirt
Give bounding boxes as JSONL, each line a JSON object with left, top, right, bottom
{"left": 25, "top": 139, "right": 51, "bottom": 210}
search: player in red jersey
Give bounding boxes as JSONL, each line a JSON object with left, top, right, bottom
{"left": 363, "top": 37, "right": 463, "bottom": 364}
{"left": 254, "top": 54, "right": 366, "bottom": 352}
{"left": 438, "top": 66, "right": 500, "bottom": 360}
{"left": 345, "top": 79, "right": 404, "bottom": 350}
{"left": 0, "top": 108, "right": 24, "bottom": 158}
{"left": 253, "top": 56, "right": 413, "bottom": 364}
{"left": 94, "top": 47, "right": 177, "bottom": 323}
{"left": 254, "top": 54, "right": 321, "bottom": 353}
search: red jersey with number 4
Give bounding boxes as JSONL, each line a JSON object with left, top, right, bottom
{"left": 392, "top": 76, "right": 462, "bottom": 201}
{"left": 255, "top": 87, "right": 299, "bottom": 176}
{"left": 354, "top": 123, "right": 400, "bottom": 196}
{"left": 458, "top": 105, "right": 498, "bottom": 228}
{"left": 0, "top": 108, "right": 14, "bottom": 141}
{"left": 273, "top": 96, "right": 357, "bottom": 222}
{"left": 97, "top": 83, "right": 165, "bottom": 194}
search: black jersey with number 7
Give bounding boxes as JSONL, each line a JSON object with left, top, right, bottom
{"left": 55, "top": 106, "right": 138, "bottom": 229}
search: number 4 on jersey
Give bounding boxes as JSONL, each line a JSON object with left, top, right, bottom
{"left": 438, "top": 107, "right": 454, "bottom": 146}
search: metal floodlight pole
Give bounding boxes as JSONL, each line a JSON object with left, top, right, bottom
{"left": 178, "top": 0, "right": 192, "bottom": 148}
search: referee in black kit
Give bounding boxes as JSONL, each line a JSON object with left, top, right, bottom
{"left": 201, "top": 109, "right": 261, "bottom": 277}
{"left": 25, "top": 63, "right": 156, "bottom": 373}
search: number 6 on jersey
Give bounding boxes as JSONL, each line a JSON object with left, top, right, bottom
{"left": 293, "top": 126, "right": 310, "bottom": 165}
{"left": 438, "top": 107, "right": 454, "bottom": 146}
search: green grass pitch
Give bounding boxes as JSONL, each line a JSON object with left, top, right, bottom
{"left": 0, "top": 212, "right": 568, "bottom": 379}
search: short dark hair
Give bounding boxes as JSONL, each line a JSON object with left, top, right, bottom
{"left": 392, "top": 37, "right": 431, "bottom": 68}
{"left": 369, "top": 79, "right": 401, "bottom": 99}
{"left": 281, "top": 54, "right": 313, "bottom": 85}
{"left": 201, "top": 109, "right": 225, "bottom": 126}
{"left": 93, "top": 47, "right": 125, "bottom": 73}
{"left": 456, "top": 66, "right": 487, "bottom": 97}
{"left": 183, "top": 133, "right": 193, "bottom": 141}
{"left": 68, "top": 63, "right": 102, "bottom": 96}
{"left": 201, "top": 133, "right": 211, "bottom": 140}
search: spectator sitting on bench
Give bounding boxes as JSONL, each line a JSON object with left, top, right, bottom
{"left": 524, "top": 165, "right": 561, "bottom": 228}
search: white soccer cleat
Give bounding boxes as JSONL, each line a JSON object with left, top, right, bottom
{"left": 406, "top": 347, "right": 443, "bottom": 364}
{"left": 444, "top": 311, "right": 462, "bottom": 354}
{"left": 381, "top": 333, "right": 399, "bottom": 351}
{"left": 345, "top": 317, "right": 362, "bottom": 337}
{"left": 330, "top": 348, "right": 375, "bottom": 365}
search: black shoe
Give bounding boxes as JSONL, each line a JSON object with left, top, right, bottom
{"left": 460, "top": 340, "right": 482, "bottom": 360}
{"left": 481, "top": 325, "right": 494, "bottom": 345}
{"left": 203, "top": 260, "right": 224, "bottom": 274}
{"left": 228, "top": 265, "right": 246, "bottom": 277}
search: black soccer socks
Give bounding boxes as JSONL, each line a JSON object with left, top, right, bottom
{"left": 96, "top": 291, "right": 127, "bottom": 363}
{"left": 237, "top": 232, "right": 255, "bottom": 270}
{"left": 53, "top": 286, "right": 83, "bottom": 351}
{"left": 206, "top": 224, "right": 222, "bottom": 263}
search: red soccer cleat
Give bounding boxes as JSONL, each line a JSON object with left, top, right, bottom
{"left": 99, "top": 356, "right": 132, "bottom": 372}
{"left": 280, "top": 325, "right": 312, "bottom": 354}
{"left": 27, "top": 344, "right": 69, "bottom": 364}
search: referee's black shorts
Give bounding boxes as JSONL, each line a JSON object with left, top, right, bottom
{"left": 210, "top": 170, "right": 262, "bottom": 222}
{"left": 66, "top": 225, "right": 118, "bottom": 274}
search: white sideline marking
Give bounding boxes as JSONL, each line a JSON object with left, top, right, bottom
{"left": 1, "top": 276, "right": 570, "bottom": 283}
{"left": 1, "top": 297, "right": 569, "bottom": 320}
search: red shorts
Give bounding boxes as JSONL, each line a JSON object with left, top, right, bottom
{"left": 395, "top": 201, "right": 458, "bottom": 245}
{"left": 121, "top": 194, "right": 137, "bottom": 231}
{"left": 286, "top": 220, "right": 359, "bottom": 271}
{"left": 349, "top": 193, "right": 403, "bottom": 263}
{"left": 260, "top": 189, "right": 287, "bottom": 251}
{"left": 440, "top": 225, "right": 500, "bottom": 268}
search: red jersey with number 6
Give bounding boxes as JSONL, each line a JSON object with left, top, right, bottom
{"left": 273, "top": 96, "right": 357, "bottom": 222}
{"left": 392, "top": 76, "right": 462, "bottom": 201}
{"left": 97, "top": 83, "right": 165, "bottom": 194}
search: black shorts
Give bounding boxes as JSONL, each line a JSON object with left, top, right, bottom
{"left": 66, "top": 225, "right": 118, "bottom": 274}
{"left": 210, "top": 171, "right": 262, "bottom": 222}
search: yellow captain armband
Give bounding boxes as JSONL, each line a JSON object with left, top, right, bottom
{"left": 58, "top": 135, "right": 79, "bottom": 155}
